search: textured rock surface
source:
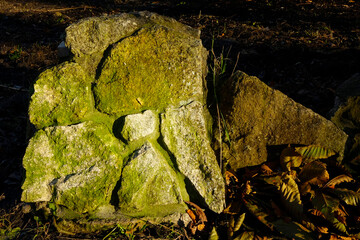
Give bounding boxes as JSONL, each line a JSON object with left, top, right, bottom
{"left": 22, "top": 121, "right": 125, "bottom": 213}
{"left": 117, "top": 143, "right": 188, "bottom": 216}
{"left": 219, "top": 71, "right": 348, "bottom": 170}
{"left": 23, "top": 11, "right": 224, "bottom": 229}
{"left": 94, "top": 25, "right": 207, "bottom": 116}
{"left": 161, "top": 101, "right": 225, "bottom": 213}
{"left": 121, "top": 110, "right": 157, "bottom": 142}
{"left": 29, "top": 62, "right": 94, "bottom": 129}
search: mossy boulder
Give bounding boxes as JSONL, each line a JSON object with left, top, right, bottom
{"left": 94, "top": 24, "right": 207, "bottom": 116}
{"left": 29, "top": 62, "right": 95, "bottom": 129}
{"left": 22, "top": 11, "right": 224, "bottom": 231}
{"left": 117, "top": 142, "right": 188, "bottom": 217}
{"left": 219, "top": 71, "right": 348, "bottom": 170}
{"left": 22, "top": 121, "right": 125, "bottom": 214}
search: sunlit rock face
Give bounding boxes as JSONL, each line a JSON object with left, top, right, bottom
{"left": 22, "top": 11, "right": 225, "bottom": 232}
{"left": 218, "top": 71, "right": 348, "bottom": 170}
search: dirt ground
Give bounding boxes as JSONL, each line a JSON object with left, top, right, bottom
{"left": 0, "top": 0, "right": 359, "bottom": 238}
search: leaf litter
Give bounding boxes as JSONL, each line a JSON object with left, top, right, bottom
{"left": 217, "top": 145, "right": 360, "bottom": 239}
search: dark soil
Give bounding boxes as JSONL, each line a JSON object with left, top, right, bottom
{"left": 0, "top": 0, "right": 359, "bottom": 238}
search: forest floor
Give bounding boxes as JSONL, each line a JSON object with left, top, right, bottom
{"left": 0, "top": 0, "right": 359, "bottom": 239}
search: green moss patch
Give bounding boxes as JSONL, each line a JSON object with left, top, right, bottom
{"left": 94, "top": 25, "right": 206, "bottom": 116}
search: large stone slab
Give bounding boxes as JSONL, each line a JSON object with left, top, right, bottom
{"left": 65, "top": 11, "right": 202, "bottom": 76}
{"left": 219, "top": 71, "right": 348, "bottom": 170}
{"left": 93, "top": 24, "right": 207, "bottom": 116}
{"left": 161, "top": 101, "right": 225, "bottom": 213}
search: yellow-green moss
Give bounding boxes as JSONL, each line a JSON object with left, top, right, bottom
{"left": 94, "top": 25, "right": 206, "bottom": 117}
{"left": 22, "top": 121, "right": 127, "bottom": 214}
{"left": 29, "top": 62, "right": 95, "bottom": 129}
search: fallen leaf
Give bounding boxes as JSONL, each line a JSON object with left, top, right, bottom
{"left": 225, "top": 169, "right": 239, "bottom": 185}
{"left": 299, "top": 161, "right": 329, "bottom": 187}
{"left": 324, "top": 175, "right": 354, "bottom": 189}
{"left": 185, "top": 201, "right": 207, "bottom": 223}
{"left": 295, "top": 145, "right": 336, "bottom": 160}
{"left": 280, "top": 145, "right": 303, "bottom": 171}
{"left": 261, "top": 164, "right": 273, "bottom": 175}
{"left": 186, "top": 209, "right": 196, "bottom": 223}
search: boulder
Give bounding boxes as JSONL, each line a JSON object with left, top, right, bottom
{"left": 65, "top": 11, "right": 201, "bottom": 76}
{"left": 219, "top": 71, "right": 348, "bottom": 170}
{"left": 117, "top": 142, "right": 188, "bottom": 217}
{"left": 93, "top": 24, "right": 207, "bottom": 116}
{"left": 121, "top": 110, "right": 158, "bottom": 142}
{"left": 22, "top": 11, "right": 224, "bottom": 231}
{"left": 22, "top": 121, "right": 125, "bottom": 214}
{"left": 331, "top": 73, "right": 360, "bottom": 133}
{"left": 29, "top": 62, "right": 94, "bottom": 129}
{"left": 161, "top": 101, "right": 225, "bottom": 213}
{"left": 330, "top": 73, "right": 360, "bottom": 167}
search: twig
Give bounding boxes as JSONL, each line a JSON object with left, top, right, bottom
{"left": 0, "top": 84, "right": 28, "bottom": 92}
{"left": 26, "top": 6, "right": 96, "bottom": 13}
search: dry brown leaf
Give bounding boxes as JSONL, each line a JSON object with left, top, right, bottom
{"left": 260, "top": 164, "right": 273, "bottom": 175}
{"left": 316, "top": 226, "right": 329, "bottom": 234}
{"left": 329, "top": 234, "right": 356, "bottom": 240}
{"left": 309, "top": 209, "right": 326, "bottom": 219}
{"left": 225, "top": 170, "right": 239, "bottom": 185}
{"left": 299, "top": 161, "right": 329, "bottom": 187}
{"left": 280, "top": 145, "right": 303, "bottom": 171}
{"left": 324, "top": 174, "right": 354, "bottom": 189}
{"left": 186, "top": 209, "right": 197, "bottom": 223}
{"left": 185, "top": 201, "right": 207, "bottom": 222}
{"left": 223, "top": 200, "right": 242, "bottom": 215}
{"left": 334, "top": 208, "right": 347, "bottom": 225}
{"left": 307, "top": 170, "right": 329, "bottom": 186}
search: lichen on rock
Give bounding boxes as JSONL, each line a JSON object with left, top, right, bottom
{"left": 94, "top": 24, "right": 207, "bottom": 116}
{"left": 29, "top": 62, "right": 94, "bottom": 129}
{"left": 161, "top": 101, "right": 225, "bottom": 213}
{"left": 22, "top": 11, "right": 224, "bottom": 230}
{"left": 22, "top": 121, "right": 125, "bottom": 215}
{"left": 117, "top": 142, "right": 188, "bottom": 217}
{"left": 121, "top": 110, "right": 158, "bottom": 142}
